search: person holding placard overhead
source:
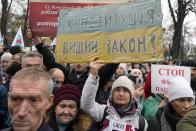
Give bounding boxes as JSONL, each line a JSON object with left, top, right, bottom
{"left": 147, "top": 76, "right": 194, "bottom": 131}
{"left": 81, "top": 60, "right": 148, "bottom": 131}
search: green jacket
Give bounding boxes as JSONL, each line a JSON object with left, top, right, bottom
{"left": 176, "top": 105, "right": 196, "bottom": 131}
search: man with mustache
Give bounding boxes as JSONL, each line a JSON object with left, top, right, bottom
{"left": 1, "top": 68, "right": 54, "bottom": 131}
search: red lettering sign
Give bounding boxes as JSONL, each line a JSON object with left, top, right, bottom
{"left": 158, "top": 68, "right": 184, "bottom": 77}
{"left": 29, "top": 1, "right": 107, "bottom": 37}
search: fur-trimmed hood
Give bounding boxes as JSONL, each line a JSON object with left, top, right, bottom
{"left": 47, "top": 110, "right": 97, "bottom": 131}
{"left": 73, "top": 110, "right": 95, "bottom": 131}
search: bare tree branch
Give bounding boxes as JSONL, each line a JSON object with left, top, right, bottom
{"left": 168, "top": 0, "right": 177, "bottom": 24}
{"left": 168, "top": 0, "right": 196, "bottom": 61}
{"left": 7, "top": 0, "right": 13, "bottom": 12}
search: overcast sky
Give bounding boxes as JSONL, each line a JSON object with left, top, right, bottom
{"left": 161, "top": 0, "right": 196, "bottom": 28}
{"left": 1, "top": 0, "right": 196, "bottom": 31}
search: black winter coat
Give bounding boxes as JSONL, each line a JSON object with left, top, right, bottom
{"left": 36, "top": 43, "right": 119, "bottom": 91}
{"left": 0, "top": 120, "right": 53, "bottom": 131}
{"left": 147, "top": 103, "right": 182, "bottom": 131}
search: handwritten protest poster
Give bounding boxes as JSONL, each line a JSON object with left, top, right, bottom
{"left": 56, "top": 0, "right": 163, "bottom": 63}
{"left": 151, "top": 64, "right": 191, "bottom": 94}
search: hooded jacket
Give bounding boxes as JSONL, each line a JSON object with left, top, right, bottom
{"left": 176, "top": 105, "right": 196, "bottom": 131}
{"left": 147, "top": 103, "right": 182, "bottom": 131}
{"left": 81, "top": 74, "right": 148, "bottom": 131}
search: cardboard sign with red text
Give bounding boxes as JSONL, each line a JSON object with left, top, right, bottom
{"left": 29, "top": 0, "right": 129, "bottom": 37}
{"left": 151, "top": 65, "right": 191, "bottom": 94}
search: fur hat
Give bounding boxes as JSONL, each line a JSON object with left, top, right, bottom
{"left": 111, "top": 76, "right": 134, "bottom": 96}
{"left": 118, "top": 63, "right": 127, "bottom": 72}
{"left": 54, "top": 84, "right": 81, "bottom": 106}
{"left": 130, "top": 69, "right": 142, "bottom": 77}
{"left": 1, "top": 53, "right": 12, "bottom": 62}
{"left": 168, "top": 76, "right": 194, "bottom": 102}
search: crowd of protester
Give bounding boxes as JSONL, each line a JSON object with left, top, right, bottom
{"left": 0, "top": 36, "right": 195, "bottom": 131}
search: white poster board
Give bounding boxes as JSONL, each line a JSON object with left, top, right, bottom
{"left": 151, "top": 64, "right": 191, "bottom": 94}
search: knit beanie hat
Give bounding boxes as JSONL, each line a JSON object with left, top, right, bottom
{"left": 118, "top": 63, "right": 127, "bottom": 72}
{"left": 54, "top": 84, "right": 81, "bottom": 106}
{"left": 9, "top": 46, "right": 21, "bottom": 55}
{"left": 111, "top": 76, "right": 134, "bottom": 96}
{"left": 168, "top": 76, "right": 194, "bottom": 102}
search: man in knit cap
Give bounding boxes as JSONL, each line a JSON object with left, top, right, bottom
{"left": 148, "top": 76, "right": 194, "bottom": 131}
{"left": 81, "top": 60, "right": 148, "bottom": 131}
{"left": 47, "top": 84, "right": 97, "bottom": 131}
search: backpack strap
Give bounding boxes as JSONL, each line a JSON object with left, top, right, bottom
{"left": 96, "top": 107, "right": 108, "bottom": 129}
{"left": 102, "top": 107, "right": 109, "bottom": 122}
{"left": 138, "top": 114, "right": 145, "bottom": 131}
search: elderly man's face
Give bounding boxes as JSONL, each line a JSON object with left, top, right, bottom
{"left": 22, "top": 57, "right": 43, "bottom": 69}
{"left": 8, "top": 78, "right": 53, "bottom": 131}
{"left": 51, "top": 69, "right": 64, "bottom": 88}
{"left": 55, "top": 100, "right": 78, "bottom": 124}
{"left": 171, "top": 97, "right": 194, "bottom": 117}
{"left": 1, "top": 59, "right": 12, "bottom": 71}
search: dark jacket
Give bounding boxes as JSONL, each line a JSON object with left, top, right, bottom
{"left": 95, "top": 87, "right": 111, "bottom": 104}
{"left": 0, "top": 85, "right": 11, "bottom": 130}
{"left": 0, "top": 120, "right": 53, "bottom": 131}
{"left": 47, "top": 110, "right": 98, "bottom": 131}
{"left": 36, "top": 43, "right": 119, "bottom": 91}
{"left": 147, "top": 103, "right": 181, "bottom": 131}
{"left": 176, "top": 105, "right": 196, "bottom": 131}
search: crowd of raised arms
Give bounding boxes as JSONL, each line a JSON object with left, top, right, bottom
{"left": 0, "top": 36, "right": 196, "bottom": 131}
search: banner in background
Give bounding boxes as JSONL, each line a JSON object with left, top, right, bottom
{"left": 151, "top": 65, "right": 191, "bottom": 94}
{"left": 56, "top": 0, "right": 163, "bottom": 63}
{"left": 29, "top": 0, "right": 129, "bottom": 37}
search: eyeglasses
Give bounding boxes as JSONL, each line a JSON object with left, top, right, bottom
{"left": 53, "top": 79, "right": 64, "bottom": 87}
